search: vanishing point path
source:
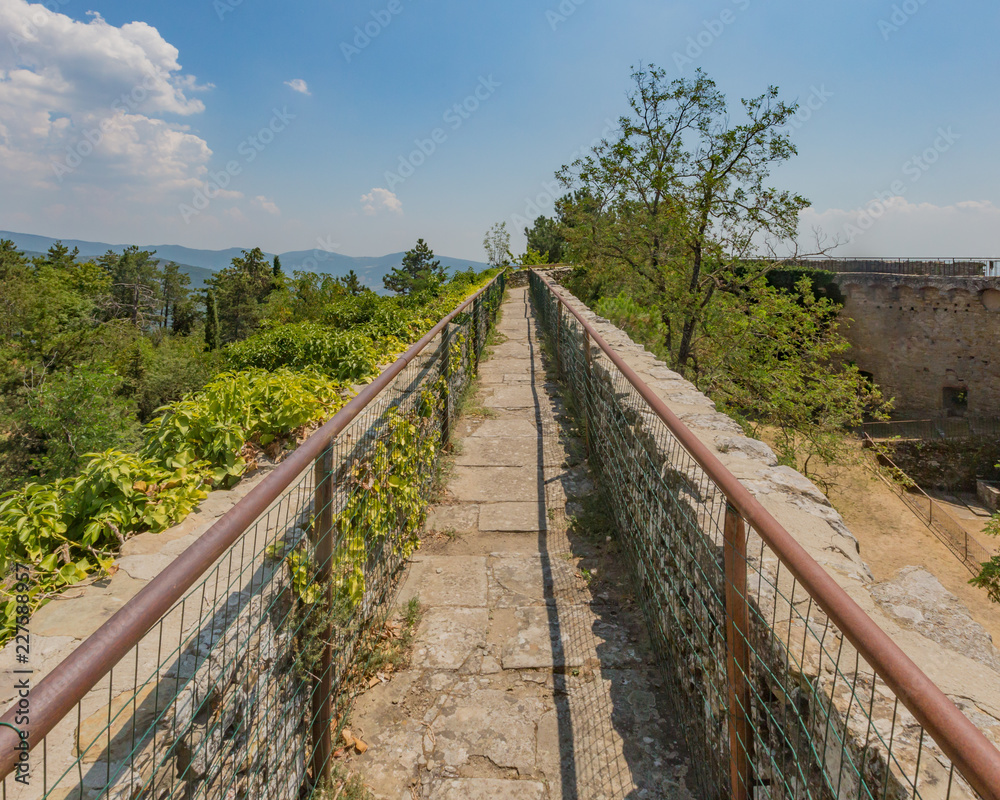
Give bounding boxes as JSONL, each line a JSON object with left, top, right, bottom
{"left": 351, "top": 286, "right": 694, "bottom": 799}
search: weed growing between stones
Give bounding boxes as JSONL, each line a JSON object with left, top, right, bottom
{"left": 355, "top": 597, "right": 422, "bottom": 680}
{"left": 315, "top": 765, "right": 374, "bottom": 800}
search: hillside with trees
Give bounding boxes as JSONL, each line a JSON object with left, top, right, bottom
{"left": 0, "top": 237, "right": 496, "bottom": 640}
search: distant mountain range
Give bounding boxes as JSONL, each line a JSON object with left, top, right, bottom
{"left": 1, "top": 231, "right": 490, "bottom": 291}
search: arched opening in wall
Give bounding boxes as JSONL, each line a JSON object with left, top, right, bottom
{"left": 942, "top": 386, "right": 968, "bottom": 417}
{"left": 981, "top": 288, "right": 1000, "bottom": 311}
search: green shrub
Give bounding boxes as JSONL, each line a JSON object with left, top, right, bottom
{"left": 143, "top": 367, "right": 346, "bottom": 484}
{"left": 224, "top": 323, "right": 380, "bottom": 381}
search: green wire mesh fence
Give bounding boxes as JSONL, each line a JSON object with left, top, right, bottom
{"left": 860, "top": 418, "right": 1000, "bottom": 441}
{"left": 862, "top": 435, "right": 995, "bottom": 576}
{"left": 0, "top": 272, "right": 506, "bottom": 800}
{"left": 529, "top": 269, "right": 1000, "bottom": 800}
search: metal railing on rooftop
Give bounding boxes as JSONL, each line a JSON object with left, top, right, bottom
{"left": 0, "top": 271, "right": 506, "bottom": 799}
{"left": 756, "top": 257, "right": 1000, "bottom": 277}
{"left": 861, "top": 417, "right": 1000, "bottom": 441}
{"left": 529, "top": 268, "right": 1000, "bottom": 800}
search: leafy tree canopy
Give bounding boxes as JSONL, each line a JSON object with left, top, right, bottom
{"left": 562, "top": 66, "right": 886, "bottom": 473}
{"left": 524, "top": 215, "right": 566, "bottom": 264}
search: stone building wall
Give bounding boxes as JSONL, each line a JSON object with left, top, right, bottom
{"left": 833, "top": 274, "right": 1000, "bottom": 418}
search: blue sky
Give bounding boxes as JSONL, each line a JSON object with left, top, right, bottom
{"left": 1, "top": 0, "right": 998, "bottom": 260}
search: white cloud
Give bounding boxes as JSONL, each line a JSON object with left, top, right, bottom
{"left": 360, "top": 187, "right": 403, "bottom": 215}
{"left": 284, "top": 78, "right": 310, "bottom": 95}
{"left": 800, "top": 197, "right": 1000, "bottom": 256}
{"left": 0, "top": 0, "right": 211, "bottom": 193}
{"left": 253, "top": 195, "right": 281, "bottom": 215}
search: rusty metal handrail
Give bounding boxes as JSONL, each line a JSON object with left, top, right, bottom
{"left": 531, "top": 269, "right": 1000, "bottom": 800}
{"left": 0, "top": 270, "right": 507, "bottom": 779}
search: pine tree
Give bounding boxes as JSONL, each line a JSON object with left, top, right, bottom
{"left": 340, "top": 269, "right": 363, "bottom": 295}
{"left": 204, "top": 290, "right": 220, "bottom": 352}
{"left": 383, "top": 239, "right": 445, "bottom": 295}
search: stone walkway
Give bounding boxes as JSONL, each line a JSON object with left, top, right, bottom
{"left": 351, "top": 287, "right": 693, "bottom": 799}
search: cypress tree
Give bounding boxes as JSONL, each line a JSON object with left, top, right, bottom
{"left": 204, "top": 290, "right": 220, "bottom": 352}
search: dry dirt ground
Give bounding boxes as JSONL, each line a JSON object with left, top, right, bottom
{"left": 807, "top": 443, "right": 1000, "bottom": 647}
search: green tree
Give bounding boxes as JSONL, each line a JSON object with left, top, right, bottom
{"left": 559, "top": 66, "right": 812, "bottom": 372}
{"left": 518, "top": 246, "right": 549, "bottom": 267}
{"left": 171, "top": 299, "right": 199, "bottom": 335}
{"left": 383, "top": 239, "right": 446, "bottom": 295}
{"left": 972, "top": 458, "right": 1000, "bottom": 602}
{"left": 272, "top": 255, "right": 284, "bottom": 292}
{"left": 210, "top": 247, "right": 274, "bottom": 342}
{"left": 483, "top": 222, "right": 512, "bottom": 268}
{"left": 0, "top": 240, "right": 32, "bottom": 342}
{"left": 15, "top": 363, "right": 141, "bottom": 482}
{"left": 204, "top": 290, "right": 221, "bottom": 351}
{"left": 159, "top": 262, "right": 191, "bottom": 329}
{"left": 523, "top": 215, "right": 566, "bottom": 263}
{"left": 100, "top": 247, "right": 164, "bottom": 328}
{"left": 340, "top": 269, "right": 364, "bottom": 295}
{"left": 563, "top": 65, "right": 883, "bottom": 471}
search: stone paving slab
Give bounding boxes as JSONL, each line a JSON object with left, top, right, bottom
{"left": 428, "top": 778, "right": 546, "bottom": 800}
{"left": 454, "top": 436, "right": 538, "bottom": 467}
{"left": 488, "top": 553, "right": 588, "bottom": 607}
{"left": 411, "top": 607, "right": 488, "bottom": 670}
{"left": 478, "top": 357, "right": 544, "bottom": 374}
{"left": 449, "top": 466, "right": 543, "bottom": 502}
{"left": 425, "top": 503, "right": 480, "bottom": 533}
{"left": 478, "top": 501, "right": 548, "bottom": 532}
{"left": 428, "top": 688, "right": 546, "bottom": 775}
{"left": 488, "top": 605, "right": 642, "bottom": 671}
{"left": 399, "top": 556, "right": 488, "bottom": 607}
{"left": 481, "top": 384, "right": 549, "bottom": 409}
{"left": 463, "top": 418, "right": 539, "bottom": 438}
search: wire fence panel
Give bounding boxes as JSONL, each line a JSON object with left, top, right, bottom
{"left": 863, "top": 435, "right": 996, "bottom": 575}
{"left": 0, "top": 274, "right": 506, "bottom": 800}
{"left": 861, "top": 418, "right": 1000, "bottom": 441}
{"left": 529, "top": 270, "right": 1000, "bottom": 800}
{"left": 756, "top": 258, "right": 1000, "bottom": 277}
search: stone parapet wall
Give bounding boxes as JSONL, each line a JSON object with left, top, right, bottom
{"left": 0, "top": 463, "right": 314, "bottom": 800}
{"left": 832, "top": 273, "right": 1000, "bottom": 418}
{"left": 539, "top": 270, "right": 1000, "bottom": 798}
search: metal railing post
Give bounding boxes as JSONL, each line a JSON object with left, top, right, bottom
{"left": 583, "top": 329, "right": 592, "bottom": 457}
{"left": 472, "top": 296, "right": 481, "bottom": 374}
{"left": 440, "top": 322, "right": 452, "bottom": 444}
{"left": 724, "top": 502, "right": 754, "bottom": 800}
{"left": 310, "top": 443, "right": 335, "bottom": 788}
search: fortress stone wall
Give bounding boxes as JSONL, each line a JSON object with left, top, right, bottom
{"left": 833, "top": 274, "right": 1000, "bottom": 418}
